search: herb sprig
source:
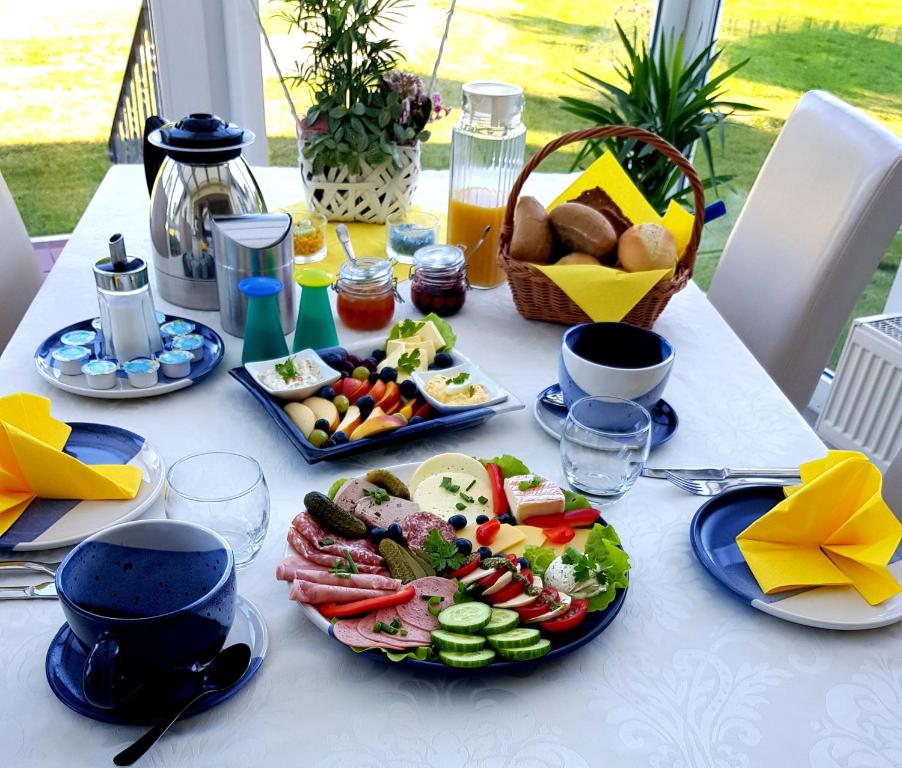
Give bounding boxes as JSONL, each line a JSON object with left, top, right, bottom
{"left": 518, "top": 475, "right": 543, "bottom": 491}
{"left": 363, "top": 487, "right": 390, "bottom": 505}
{"left": 445, "top": 372, "right": 469, "bottom": 385}
{"left": 423, "top": 528, "right": 465, "bottom": 573}
{"left": 274, "top": 357, "right": 299, "bottom": 383}
{"left": 398, "top": 348, "right": 421, "bottom": 374}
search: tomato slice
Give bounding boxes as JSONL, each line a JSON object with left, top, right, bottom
{"left": 486, "top": 463, "right": 509, "bottom": 517}
{"left": 515, "top": 587, "right": 560, "bottom": 621}
{"left": 525, "top": 509, "right": 601, "bottom": 528}
{"left": 540, "top": 598, "right": 588, "bottom": 633}
{"left": 475, "top": 518, "right": 500, "bottom": 545}
{"left": 488, "top": 569, "right": 531, "bottom": 604}
{"left": 318, "top": 585, "right": 416, "bottom": 618}
{"left": 447, "top": 555, "right": 480, "bottom": 579}
{"left": 544, "top": 525, "right": 575, "bottom": 544}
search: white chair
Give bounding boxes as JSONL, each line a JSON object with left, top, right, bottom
{"left": 708, "top": 90, "right": 902, "bottom": 411}
{"left": 885, "top": 449, "right": 902, "bottom": 520}
{"left": 0, "top": 168, "right": 42, "bottom": 353}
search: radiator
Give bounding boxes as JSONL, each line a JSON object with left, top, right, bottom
{"left": 816, "top": 314, "right": 902, "bottom": 472}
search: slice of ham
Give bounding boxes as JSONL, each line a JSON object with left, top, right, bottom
{"left": 276, "top": 552, "right": 329, "bottom": 582}
{"left": 395, "top": 576, "right": 458, "bottom": 631}
{"left": 353, "top": 609, "right": 431, "bottom": 649}
{"left": 292, "top": 512, "right": 382, "bottom": 566}
{"left": 286, "top": 568, "right": 401, "bottom": 590}
{"left": 289, "top": 579, "right": 397, "bottom": 605}
{"left": 333, "top": 478, "right": 380, "bottom": 513}
{"left": 287, "top": 529, "right": 383, "bottom": 574}
{"left": 354, "top": 496, "right": 420, "bottom": 529}
{"left": 400, "top": 511, "right": 455, "bottom": 548}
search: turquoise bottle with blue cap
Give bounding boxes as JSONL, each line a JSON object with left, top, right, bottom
{"left": 240, "top": 277, "right": 289, "bottom": 364}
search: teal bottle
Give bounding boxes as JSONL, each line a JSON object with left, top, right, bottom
{"left": 292, "top": 268, "right": 339, "bottom": 352}
{"left": 239, "top": 277, "right": 289, "bottom": 364}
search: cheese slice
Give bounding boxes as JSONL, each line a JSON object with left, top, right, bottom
{"left": 542, "top": 527, "right": 591, "bottom": 556}
{"left": 386, "top": 337, "right": 437, "bottom": 363}
{"left": 507, "top": 525, "right": 547, "bottom": 556}
{"left": 378, "top": 344, "right": 429, "bottom": 382}
{"left": 491, "top": 524, "right": 526, "bottom": 554}
{"left": 416, "top": 321, "right": 446, "bottom": 352}
{"left": 412, "top": 471, "right": 492, "bottom": 522}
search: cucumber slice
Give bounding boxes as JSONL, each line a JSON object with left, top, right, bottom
{"left": 431, "top": 630, "right": 486, "bottom": 652}
{"left": 439, "top": 649, "right": 496, "bottom": 668}
{"left": 437, "top": 602, "right": 492, "bottom": 633}
{"left": 482, "top": 608, "right": 519, "bottom": 636}
{"left": 496, "top": 639, "right": 552, "bottom": 661}
{"left": 486, "top": 628, "right": 541, "bottom": 649}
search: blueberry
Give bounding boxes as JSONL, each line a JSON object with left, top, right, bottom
{"left": 362, "top": 357, "right": 378, "bottom": 372}
{"left": 370, "top": 526, "right": 388, "bottom": 541}
{"left": 340, "top": 360, "right": 355, "bottom": 374}
{"left": 517, "top": 556, "right": 530, "bottom": 570}
{"left": 332, "top": 431, "right": 349, "bottom": 444}
{"left": 387, "top": 522, "right": 404, "bottom": 543}
{"left": 408, "top": 415, "right": 423, "bottom": 425}
{"left": 399, "top": 379, "right": 418, "bottom": 399}
{"left": 433, "top": 352, "right": 453, "bottom": 369}
{"left": 319, "top": 349, "right": 346, "bottom": 368}
{"left": 314, "top": 418, "right": 331, "bottom": 432}
{"left": 317, "top": 385, "right": 336, "bottom": 399}
{"left": 477, "top": 546, "right": 493, "bottom": 560}
{"left": 475, "top": 514, "right": 489, "bottom": 525}
{"left": 371, "top": 348, "right": 387, "bottom": 362}
{"left": 345, "top": 354, "right": 360, "bottom": 367}
{"left": 320, "top": 438, "right": 336, "bottom": 449}
{"left": 453, "top": 538, "right": 473, "bottom": 556}
{"left": 379, "top": 366, "right": 398, "bottom": 383}
{"left": 368, "top": 371, "right": 380, "bottom": 384}
{"left": 498, "top": 513, "right": 516, "bottom": 526}
{"left": 357, "top": 395, "right": 376, "bottom": 417}
{"left": 447, "top": 513, "right": 467, "bottom": 530}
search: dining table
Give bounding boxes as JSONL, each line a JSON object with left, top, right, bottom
{"left": 1, "top": 164, "right": 896, "bottom": 768}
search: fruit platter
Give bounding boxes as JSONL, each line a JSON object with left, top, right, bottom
{"left": 231, "top": 315, "right": 524, "bottom": 463}
{"left": 276, "top": 452, "right": 630, "bottom": 670}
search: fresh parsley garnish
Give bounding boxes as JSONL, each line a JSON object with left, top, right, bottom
{"left": 398, "top": 348, "right": 421, "bottom": 374}
{"left": 517, "top": 475, "right": 543, "bottom": 491}
{"left": 274, "top": 357, "right": 298, "bottom": 383}
{"left": 445, "top": 372, "right": 470, "bottom": 385}
{"left": 459, "top": 492, "right": 474, "bottom": 504}
{"left": 396, "top": 319, "right": 423, "bottom": 339}
{"left": 363, "top": 487, "right": 390, "bottom": 505}
{"left": 477, "top": 495, "right": 488, "bottom": 505}
{"left": 439, "top": 476, "right": 460, "bottom": 494}
{"left": 423, "top": 528, "right": 465, "bottom": 573}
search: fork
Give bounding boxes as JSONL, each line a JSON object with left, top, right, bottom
{"left": 0, "top": 561, "right": 58, "bottom": 577}
{"left": 0, "top": 581, "right": 57, "bottom": 600}
{"left": 663, "top": 472, "right": 790, "bottom": 496}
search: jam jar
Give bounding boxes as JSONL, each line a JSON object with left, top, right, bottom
{"left": 409, "top": 245, "right": 468, "bottom": 317}
{"left": 334, "top": 257, "right": 399, "bottom": 331}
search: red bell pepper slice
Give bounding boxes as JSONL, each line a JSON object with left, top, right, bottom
{"left": 486, "top": 462, "right": 508, "bottom": 517}
{"left": 523, "top": 508, "right": 601, "bottom": 529}
{"left": 447, "top": 555, "right": 480, "bottom": 579}
{"left": 318, "top": 584, "right": 416, "bottom": 618}
{"left": 544, "top": 525, "right": 575, "bottom": 544}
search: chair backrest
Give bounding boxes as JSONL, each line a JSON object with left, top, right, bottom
{"left": 0, "top": 169, "right": 42, "bottom": 352}
{"left": 885, "top": 449, "right": 902, "bottom": 520}
{"left": 708, "top": 90, "right": 902, "bottom": 411}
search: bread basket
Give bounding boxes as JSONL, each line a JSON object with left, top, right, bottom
{"left": 497, "top": 126, "right": 705, "bottom": 328}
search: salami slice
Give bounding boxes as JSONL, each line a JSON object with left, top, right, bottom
{"left": 287, "top": 529, "right": 384, "bottom": 574}
{"left": 400, "top": 511, "right": 455, "bottom": 548}
{"left": 395, "top": 577, "right": 458, "bottom": 631}
{"left": 292, "top": 513, "right": 382, "bottom": 565}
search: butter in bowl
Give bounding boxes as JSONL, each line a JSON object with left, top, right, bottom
{"left": 411, "top": 363, "right": 509, "bottom": 413}
{"left": 245, "top": 350, "right": 341, "bottom": 401}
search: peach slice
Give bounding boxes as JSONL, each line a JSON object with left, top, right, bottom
{"left": 349, "top": 407, "right": 405, "bottom": 441}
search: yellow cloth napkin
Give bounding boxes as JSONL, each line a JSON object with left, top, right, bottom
{"left": 736, "top": 450, "right": 902, "bottom": 606}
{"left": 280, "top": 204, "right": 446, "bottom": 284}
{"left": 0, "top": 393, "right": 143, "bottom": 537}
{"left": 537, "top": 151, "right": 696, "bottom": 322}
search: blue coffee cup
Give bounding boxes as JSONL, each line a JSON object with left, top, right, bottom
{"left": 559, "top": 322, "right": 674, "bottom": 409}
{"left": 55, "top": 519, "right": 236, "bottom": 710}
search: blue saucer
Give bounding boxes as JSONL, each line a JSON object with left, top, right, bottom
{"left": 46, "top": 596, "right": 267, "bottom": 725}
{"left": 533, "top": 383, "right": 678, "bottom": 449}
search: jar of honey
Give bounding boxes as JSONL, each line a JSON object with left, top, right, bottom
{"left": 334, "top": 258, "right": 399, "bottom": 331}
{"left": 410, "top": 245, "right": 468, "bottom": 317}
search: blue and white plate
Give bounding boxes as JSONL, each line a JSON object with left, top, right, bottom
{"left": 0, "top": 423, "right": 164, "bottom": 552}
{"left": 35, "top": 316, "right": 224, "bottom": 399}
{"left": 46, "top": 595, "right": 267, "bottom": 724}
{"left": 533, "top": 383, "right": 678, "bottom": 450}
{"left": 690, "top": 485, "right": 902, "bottom": 630}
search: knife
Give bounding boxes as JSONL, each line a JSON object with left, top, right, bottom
{"left": 641, "top": 467, "right": 800, "bottom": 481}
{"left": 0, "top": 561, "right": 58, "bottom": 577}
{"left": 0, "top": 581, "right": 58, "bottom": 600}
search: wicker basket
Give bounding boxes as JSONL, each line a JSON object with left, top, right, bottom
{"left": 498, "top": 126, "right": 705, "bottom": 328}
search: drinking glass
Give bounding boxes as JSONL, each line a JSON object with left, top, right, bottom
{"left": 165, "top": 452, "right": 270, "bottom": 567}
{"left": 292, "top": 212, "right": 327, "bottom": 264}
{"left": 386, "top": 210, "right": 440, "bottom": 263}
{"left": 561, "top": 396, "right": 652, "bottom": 501}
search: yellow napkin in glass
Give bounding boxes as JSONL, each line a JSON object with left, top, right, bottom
{"left": 536, "top": 151, "right": 696, "bottom": 322}
{"left": 736, "top": 450, "right": 902, "bottom": 606}
{"left": 0, "top": 393, "right": 143, "bottom": 537}
{"left": 280, "top": 203, "right": 446, "bottom": 284}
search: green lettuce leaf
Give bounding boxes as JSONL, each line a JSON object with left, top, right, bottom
{"left": 483, "top": 454, "right": 530, "bottom": 478}
{"left": 350, "top": 645, "right": 433, "bottom": 663}
{"left": 563, "top": 489, "right": 589, "bottom": 512}
{"left": 523, "top": 545, "right": 557, "bottom": 577}
{"left": 421, "top": 313, "right": 456, "bottom": 351}
{"left": 326, "top": 478, "right": 347, "bottom": 500}
{"left": 386, "top": 318, "right": 424, "bottom": 343}
{"left": 583, "top": 523, "right": 630, "bottom": 612}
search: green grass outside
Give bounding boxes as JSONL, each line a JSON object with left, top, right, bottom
{"left": 1, "top": 0, "right": 900, "bottom": 364}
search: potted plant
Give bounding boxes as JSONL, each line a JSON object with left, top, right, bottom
{"left": 560, "top": 22, "right": 761, "bottom": 213}
{"left": 280, "top": 0, "right": 453, "bottom": 223}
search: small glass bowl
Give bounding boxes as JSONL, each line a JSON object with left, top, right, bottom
{"left": 386, "top": 210, "right": 440, "bottom": 264}
{"left": 292, "top": 212, "right": 328, "bottom": 264}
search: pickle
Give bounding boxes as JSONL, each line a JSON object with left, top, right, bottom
{"left": 304, "top": 491, "right": 366, "bottom": 538}
{"left": 378, "top": 539, "right": 419, "bottom": 583}
{"left": 365, "top": 469, "right": 411, "bottom": 500}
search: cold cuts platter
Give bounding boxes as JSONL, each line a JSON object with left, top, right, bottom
{"left": 276, "top": 452, "right": 630, "bottom": 671}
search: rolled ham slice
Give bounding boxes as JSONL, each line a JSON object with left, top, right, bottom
{"left": 287, "top": 529, "right": 383, "bottom": 574}
{"left": 286, "top": 568, "right": 401, "bottom": 590}
{"left": 292, "top": 512, "right": 382, "bottom": 566}
{"left": 289, "top": 579, "right": 397, "bottom": 605}
{"left": 276, "top": 552, "right": 329, "bottom": 582}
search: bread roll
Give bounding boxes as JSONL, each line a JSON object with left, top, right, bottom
{"left": 617, "top": 223, "right": 677, "bottom": 272}
{"left": 556, "top": 252, "right": 601, "bottom": 266}
{"left": 509, "top": 196, "right": 554, "bottom": 263}
{"left": 548, "top": 203, "right": 617, "bottom": 260}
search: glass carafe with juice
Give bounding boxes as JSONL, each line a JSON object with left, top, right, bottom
{"left": 447, "top": 82, "right": 526, "bottom": 289}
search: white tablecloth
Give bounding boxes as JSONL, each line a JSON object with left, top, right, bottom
{"left": 3, "top": 166, "right": 896, "bottom": 768}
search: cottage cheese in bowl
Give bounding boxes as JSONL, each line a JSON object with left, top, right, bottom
{"left": 245, "top": 350, "right": 341, "bottom": 401}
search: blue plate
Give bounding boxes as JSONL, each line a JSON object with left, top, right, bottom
{"left": 533, "top": 383, "right": 678, "bottom": 449}
{"left": 46, "top": 595, "right": 267, "bottom": 724}
{"left": 35, "top": 316, "right": 224, "bottom": 399}
{"left": 0, "top": 422, "right": 164, "bottom": 552}
{"left": 690, "top": 485, "right": 902, "bottom": 630}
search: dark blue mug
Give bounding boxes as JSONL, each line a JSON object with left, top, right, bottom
{"left": 55, "top": 519, "right": 236, "bottom": 710}
{"left": 559, "top": 322, "right": 674, "bottom": 409}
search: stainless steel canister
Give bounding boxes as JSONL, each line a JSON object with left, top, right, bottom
{"left": 212, "top": 213, "right": 295, "bottom": 337}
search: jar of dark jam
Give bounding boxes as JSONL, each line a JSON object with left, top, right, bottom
{"left": 409, "top": 245, "right": 468, "bottom": 317}
{"left": 334, "top": 258, "right": 400, "bottom": 331}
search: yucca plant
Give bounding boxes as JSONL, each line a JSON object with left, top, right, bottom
{"left": 560, "top": 22, "right": 761, "bottom": 213}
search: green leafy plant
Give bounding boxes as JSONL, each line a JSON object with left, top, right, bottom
{"left": 281, "top": 0, "right": 452, "bottom": 175}
{"left": 560, "top": 22, "right": 761, "bottom": 212}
